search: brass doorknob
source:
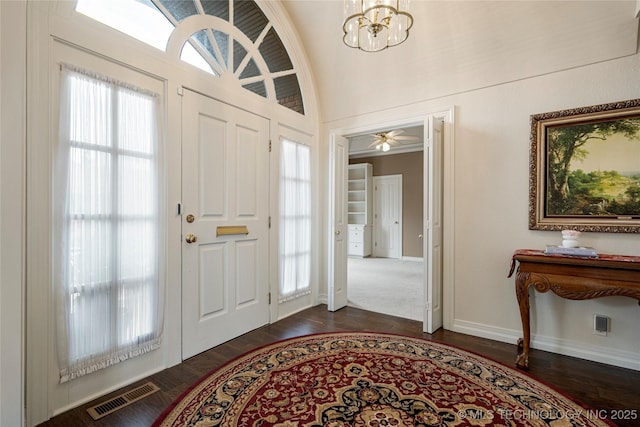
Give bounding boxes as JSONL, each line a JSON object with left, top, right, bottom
{"left": 185, "top": 233, "right": 197, "bottom": 244}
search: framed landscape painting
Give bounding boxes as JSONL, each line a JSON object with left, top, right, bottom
{"left": 529, "top": 99, "right": 640, "bottom": 233}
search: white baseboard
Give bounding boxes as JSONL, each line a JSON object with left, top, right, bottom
{"left": 452, "top": 319, "right": 640, "bottom": 371}
{"left": 402, "top": 256, "right": 424, "bottom": 262}
{"left": 452, "top": 319, "right": 518, "bottom": 344}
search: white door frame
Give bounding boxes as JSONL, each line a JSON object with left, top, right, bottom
{"left": 327, "top": 133, "right": 349, "bottom": 311}
{"left": 424, "top": 116, "right": 444, "bottom": 333}
{"left": 372, "top": 174, "right": 403, "bottom": 259}
{"left": 327, "top": 108, "right": 455, "bottom": 332}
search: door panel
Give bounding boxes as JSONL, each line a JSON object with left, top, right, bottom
{"left": 328, "top": 135, "right": 348, "bottom": 311}
{"left": 236, "top": 240, "right": 258, "bottom": 306}
{"left": 182, "top": 89, "right": 270, "bottom": 359}
{"left": 237, "top": 128, "right": 258, "bottom": 215}
{"left": 373, "top": 175, "right": 402, "bottom": 259}
{"left": 199, "top": 115, "right": 226, "bottom": 215}
{"left": 199, "top": 244, "right": 226, "bottom": 317}
{"left": 425, "top": 117, "right": 444, "bottom": 333}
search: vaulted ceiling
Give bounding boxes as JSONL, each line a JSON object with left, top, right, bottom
{"left": 280, "top": 1, "right": 639, "bottom": 123}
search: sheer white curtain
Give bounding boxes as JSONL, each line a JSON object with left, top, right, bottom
{"left": 279, "top": 139, "right": 311, "bottom": 301}
{"left": 54, "top": 65, "right": 163, "bottom": 383}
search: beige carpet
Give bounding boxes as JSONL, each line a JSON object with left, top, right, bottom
{"left": 348, "top": 257, "right": 424, "bottom": 321}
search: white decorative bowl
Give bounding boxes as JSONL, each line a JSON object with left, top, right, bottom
{"left": 561, "top": 230, "right": 581, "bottom": 247}
{"left": 561, "top": 239, "right": 579, "bottom": 248}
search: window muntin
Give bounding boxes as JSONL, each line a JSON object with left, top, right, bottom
{"left": 233, "top": 41, "right": 249, "bottom": 72}
{"left": 187, "top": 29, "right": 229, "bottom": 74}
{"left": 181, "top": 41, "right": 216, "bottom": 75}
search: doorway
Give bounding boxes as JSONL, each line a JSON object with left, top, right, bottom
{"left": 328, "top": 112, "right": 451, "bottom": 333}
{"left": 346, "top": 134, "right": 423, "bottom": 321}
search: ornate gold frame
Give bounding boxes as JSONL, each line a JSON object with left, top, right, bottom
{"left": 529, "top": 99, "right": 640, "bottom": 233}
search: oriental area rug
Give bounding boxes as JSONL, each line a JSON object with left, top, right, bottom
{"left": 153, "top": 332, "right": 613, "bottom": 427}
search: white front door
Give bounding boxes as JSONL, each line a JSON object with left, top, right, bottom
{"left": 424, "top": 117, "right": 444, "bottom": 333}
{"left": 373, "top": 175, "right": 402, "bottom": 259}
{"left": 328, "top": 134, "right": 348, "bottom": 311}
{"left": 181, "top": 89, "right": 270, "bottom": 359}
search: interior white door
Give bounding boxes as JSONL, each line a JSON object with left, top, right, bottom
{"left": 424, "top": 117, "right": 444, "bottom": 333}
{"left": 181, "top": 89, "right": 270, "bottom": 359}
{"left": 328, "top": 134, "right": 348, "bottom": 311}
{"left": 373, "top": 175, "right": 402, "bottom": 259}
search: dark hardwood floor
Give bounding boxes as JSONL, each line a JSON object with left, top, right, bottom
{"left": 39, "top": 305, "right": 640, "bottom": 427}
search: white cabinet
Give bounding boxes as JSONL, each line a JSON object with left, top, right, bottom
{"left": 348, "top": 163, "right": 372, "bottom": 257}
{"left": 348, "top": 224, "right": 371, "bottom": 257}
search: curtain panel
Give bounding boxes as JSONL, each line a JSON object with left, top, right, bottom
{"left": 54, "top": 65, "right": 164, "bottom": 383}
{"left": 279, "top": 139, "right": 311, "bottom": 302}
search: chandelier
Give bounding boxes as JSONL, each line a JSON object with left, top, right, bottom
{"left": 343, "top": 0, "right": 413, "bottom": 52}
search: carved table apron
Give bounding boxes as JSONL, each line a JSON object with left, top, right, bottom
{"left": 509, "top": 249, "right": 640, "bottom": 369}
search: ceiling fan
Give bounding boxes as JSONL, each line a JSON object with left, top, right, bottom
{"left": 367, "top": 129, "right": 420, "bottom": 152}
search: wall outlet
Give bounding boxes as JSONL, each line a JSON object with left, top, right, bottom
{"left": 593, "top": 314, "right": 610, "bottom": 336}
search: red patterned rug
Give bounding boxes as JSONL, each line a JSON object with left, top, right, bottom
{"left": 154, "top": 332, "right": 613, "bottom": 426}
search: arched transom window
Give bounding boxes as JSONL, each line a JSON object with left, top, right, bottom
{"left": 76, "top": 0, "right": 305, "bottom": 115}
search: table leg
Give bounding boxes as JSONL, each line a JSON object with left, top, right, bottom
{"left": 515, "top": 272, "right": 530, "bottom": 369}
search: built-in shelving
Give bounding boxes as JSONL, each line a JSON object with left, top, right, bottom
{"left": 348, "top": 163, "right": 372, "bottom": 257}
{"left": 348, "top": 164, "right": 372, "bottom": 225}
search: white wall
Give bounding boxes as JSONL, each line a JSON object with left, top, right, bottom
{"left": 1, "top": 1, "right": 26, "bottom": 426}
{"left": 448, "top": 53, "right": 640, "bottom": 369}
{"left": 322, "top": 51, "right": 640, "bottom": 370}
{"left": 288, "top": 1, "right": 638, "bottom": 125}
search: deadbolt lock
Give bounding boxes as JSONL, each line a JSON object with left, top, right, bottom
{"left": 186, "top": 214, "right": 195, "bottom": 223}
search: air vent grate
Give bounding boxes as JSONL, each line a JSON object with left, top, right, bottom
{"left": 86, "top": 382, "right": 160, "bottom": 420}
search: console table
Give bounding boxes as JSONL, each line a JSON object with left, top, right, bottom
{"left": 508, "top": 249, "right": 640, "bottom": 369}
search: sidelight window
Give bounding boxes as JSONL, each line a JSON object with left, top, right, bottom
{"left": 279, "top": 139, "right": 311, "bottom": 300}
{"left": 54, "top": 65, "right": 163, "bottom": 382}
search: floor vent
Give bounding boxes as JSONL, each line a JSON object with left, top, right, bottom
{"left": 86, "top": 381, "right": 160, "bottom": 420}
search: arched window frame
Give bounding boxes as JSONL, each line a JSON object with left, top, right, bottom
{"left": 75, "top": 0, "right": 306, "bottom": 115}
{"left": 165, "top": 14, "right": 279, "bottom": 101}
